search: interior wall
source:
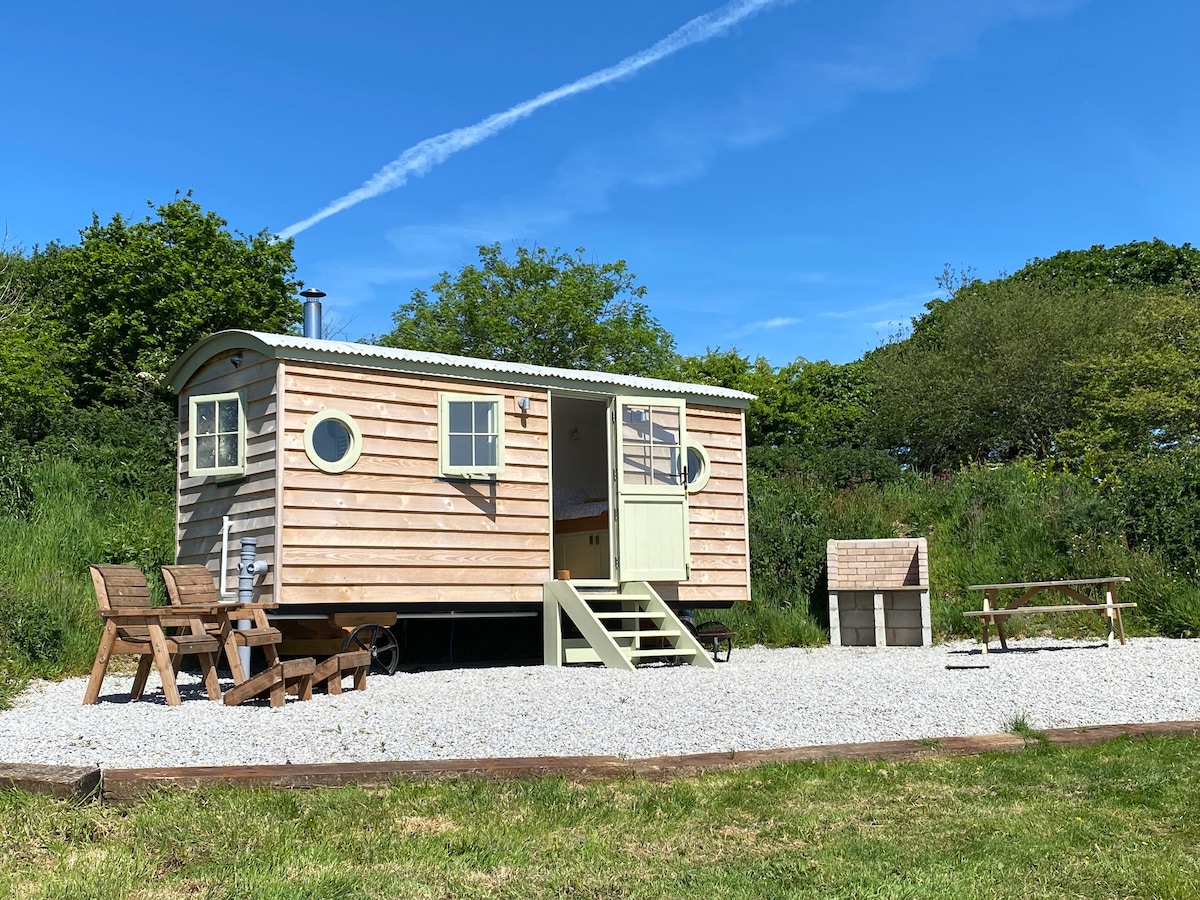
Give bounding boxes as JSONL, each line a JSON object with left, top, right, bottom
{"left": 551, "top": 396, "right": 608, "bottom": 505}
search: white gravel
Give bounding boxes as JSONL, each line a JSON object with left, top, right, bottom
{"left": 2, "top": 637, "right": 1198, "bottom": 769}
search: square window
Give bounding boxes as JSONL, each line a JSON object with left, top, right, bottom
{"left": 439, "top": 393, "right": 505, "bottom": 478}
{"left": 188, "top": 392, "right": 245, "bottom": 478}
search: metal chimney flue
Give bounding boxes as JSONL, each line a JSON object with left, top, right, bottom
{"left": 300, "top": 287, "right": 326, "bottom": 339}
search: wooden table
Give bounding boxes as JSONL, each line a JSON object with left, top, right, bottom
{"left": 964, "top": 578, "right": 1135, "bottom": 654}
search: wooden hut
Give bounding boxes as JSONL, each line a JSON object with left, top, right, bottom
{"left": 167, "top": 330, "right": 753, "bottom": 669}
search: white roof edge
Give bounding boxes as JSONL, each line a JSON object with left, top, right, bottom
{"left": 168, "top": 330, "right": 756, "bottom": 405}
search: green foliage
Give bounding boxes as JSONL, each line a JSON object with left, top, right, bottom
{"left": 0, "top": 251, "right": 70, "bottom": 442}
{"left": 675, "top": 348, "right": 870, "bottom": 448}
{"left": 869, "top": 241, "right": 1200, "bottom": 471}
{"left": 1013, "top": 237, "right": 1200, "bottom": 291}
{"left": 1062, "top": 288, "right": 1200, "bottom": 463}
{"left": 25, "top": 194, "right": 302, "bottom": 406}
{"left": 1115, "top": 446, "right": 1200, "bottom": 579}
{"left": 740, "top": 455, "right": 1200, "bottom": 641}
{"left": 0, "top": 430, "right": 34, "bottom": 519}
{"left": 869, "top": 279, "right": 1118, "bottom": 468}
{"left": 38, "top": 397, "right": 177, "bottom": 499}
{"left": 0, "top": 459, "right": 174, "bottom": 687}
{"left": 380, "top": 243, "right": 676, "bottom": 377}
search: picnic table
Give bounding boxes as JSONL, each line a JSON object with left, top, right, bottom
{"left": 964, "top": 577, "right": 1135, "bottom": 655}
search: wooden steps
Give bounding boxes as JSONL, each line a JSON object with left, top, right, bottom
{"left": 544, "top": 581, "right": 715, "bottom": 670}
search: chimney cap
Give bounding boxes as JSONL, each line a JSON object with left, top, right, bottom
{"left": 300, "top": 287, "right": 327, "bottom": 300}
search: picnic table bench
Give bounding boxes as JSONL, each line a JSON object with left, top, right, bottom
{"left": 964, "top": 577, "right": 1135, "bottom": 655}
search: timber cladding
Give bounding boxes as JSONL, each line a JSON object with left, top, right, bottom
{"left": 176, "top": 348, "right": 279, "bottom": 596}
{"left": 278, "top": 362, "right": 551, "bottom": 605}
{"left": 655, "top": 402, "right": 750, "bottom": 604}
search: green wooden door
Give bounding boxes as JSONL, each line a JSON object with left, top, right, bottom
{"left": 615, "top": 398, "right": 690, "bottom": 581}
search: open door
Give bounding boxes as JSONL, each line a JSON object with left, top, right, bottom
{"left": 615, "top": 398, "right": 690, "bottom": 581}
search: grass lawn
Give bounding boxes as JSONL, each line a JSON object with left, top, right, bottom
{"left": 2, "top": 736, "right": 1198, "bottom": 899}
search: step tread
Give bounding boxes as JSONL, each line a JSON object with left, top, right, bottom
{"left": 609, "top": 629, "right": 681, "bottom": 638}
{"left": 627, "top": 647, "right": 697, "bottom": 658}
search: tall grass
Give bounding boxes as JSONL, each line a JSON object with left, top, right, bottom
{"left": 0, "top": 459, "right": 173, "bottom": 703}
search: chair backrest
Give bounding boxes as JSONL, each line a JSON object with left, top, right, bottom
{"left": 90, "top": 565, "right": 153, "bottom": 640}
{"left": 162, "top": 565, "right": 221, "bottom": 606}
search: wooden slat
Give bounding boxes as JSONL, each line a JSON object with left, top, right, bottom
{"left": 688, "top": 506, "right": 746, "bottom": 525}
{"left": 281, "top": 489, "right": 548, "bottom": 518}
{"left": 964, "top": 603, "right": 1136, "bottom": 617}
{"left": 284, "top": 365, "right": 550, "bottom": 412}
{"left": 281, "top": 470, "right": 550, "bottom": 499}
{"left": 281, "top": 566, "right": 548, "bottom": 585}
{"left": 281, "top": 507, "right": 549, "bottom": 533}
{"left": 280, "top": 584, "right": 543, "bottom": 604}
{"left": 283, "top": 547, "right": 549, "bottom": 568}
{"left": 689, "top": 552, "right": 750, "bottom": 570}
{"left": 282, "top": 527, "right": 548, "bottom": 550}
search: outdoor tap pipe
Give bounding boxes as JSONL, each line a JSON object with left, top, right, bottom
{"left": 236, "top": 536, "right": 270, "bottom": 677}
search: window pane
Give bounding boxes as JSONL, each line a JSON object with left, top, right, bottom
{"left": 195, "top": 401, "right": 216, "bottom": 436}
{"left": 448, "top": 434, "right": 473, "bottom": 467}
{"left": 474, "top": 401, "right": 495, "bottom": 435}
{"left": 622, "top": 405, "right": 650, "bottom": 441}
{"left": 217, "top": 434, "right": 239, "bottom": 468}
{"left": 687, "top": 447, "right": 703, "bottom": 484}
{"left": 217, "top": 399, "right": 239, "bottom": 434}
{"left": 474, "top": 435, "right": 497, "bottom": 467}
{"left": 196, "top": 435, "right": 216, "bottom": 470}
{"left": 313, "top": 419, "right": 349, "bottom": 462}
{"left": 623, "top": 449, "right": 652, "bottom": 485}
{"left": 652, "top": 447, "right": 680, "bottom": 485}
{"left": 651, "top": 407, "right": 680, "bottom": 447}
{"left": 448, "top": 401, "right": 472, "bottom": 434}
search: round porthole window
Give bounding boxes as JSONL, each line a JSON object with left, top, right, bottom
{"left": 303, "top": 410, "right": 363, "bottom": 474}
{"left": 684, "top": 439, "right": 711, "bottom": 493}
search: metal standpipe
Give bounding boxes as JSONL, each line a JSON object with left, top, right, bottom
{"left": 236, "top": 537, "right": 270, "bottom": 676}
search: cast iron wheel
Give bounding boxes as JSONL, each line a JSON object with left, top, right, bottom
{"left": 343, "top": 624, "right": 400, "bottom": 675}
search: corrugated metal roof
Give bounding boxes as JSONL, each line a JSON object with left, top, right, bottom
{"left": 168, "top": 330, "right": 756, "bottom": 404}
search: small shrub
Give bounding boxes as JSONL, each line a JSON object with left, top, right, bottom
{"left": 0, "top": 578, "right": 67, "bottom": 670}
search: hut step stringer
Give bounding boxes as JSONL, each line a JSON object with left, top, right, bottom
{"left": 543, "top": 581, "right": 716, "bottom": 670}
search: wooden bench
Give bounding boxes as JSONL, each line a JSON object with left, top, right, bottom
{"left": 223, "top": 658, "right": 316, "bottom": 708}
{"left": 965, "top": 578, "right": 1135, "bottom": 654}
{"left": 311, "top": 650, "right": 371, "bottom": 694}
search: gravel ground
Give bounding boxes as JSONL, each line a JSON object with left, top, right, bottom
{"left": 2, "top": 637, "right": 1198, "bottom": 769}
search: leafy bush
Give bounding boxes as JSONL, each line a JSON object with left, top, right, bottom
{"left": 0, "top": 577, "right": 67, "bottom": 669}
{"left": 38, "top": 398, "right": 176, "bottom": 499}
{"left": 1116, "top": 446, "right": 1200, "bottom": 578}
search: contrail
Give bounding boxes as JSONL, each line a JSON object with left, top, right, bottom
{"left": 279, "top": 0, "right": 787, "bottom": 238}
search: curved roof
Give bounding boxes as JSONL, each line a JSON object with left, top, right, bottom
{"left": 167, "top": 331, "right": 755, "bottom": 406}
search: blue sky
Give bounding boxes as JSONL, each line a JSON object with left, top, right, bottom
{"left": 3, "top": 1, "right": 1198, "bottom": 365}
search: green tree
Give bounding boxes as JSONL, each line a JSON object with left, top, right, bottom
{"left": 0, "top": 250, "right": 69, "bottom": 442}
{"left": 676, "top": 349, "right": 870, "bottom": 449}
{"left": 863, "top": 241, "right": 1200, "bottom": 470}
{"left": 379, "top": 243, "right": 676, "bottom": 376}
{"left": 25, "top": 195, "right": 301, "bottom": 406}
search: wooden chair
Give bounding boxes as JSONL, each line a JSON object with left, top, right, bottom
{"left": 84, "top": 565, "right": 223, "bottom": 706}
{"left": 161, "top": 564, "right": 283, "bottom": 684}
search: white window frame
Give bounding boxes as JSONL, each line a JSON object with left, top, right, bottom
{"left": 438, "top": 392, "right": 505, "bottom": 479}
{"left": 303, "top": 409, "right": 363, "bottom": 474}
{"left": 188, "top": 391, "right": 246, "bottom": 479}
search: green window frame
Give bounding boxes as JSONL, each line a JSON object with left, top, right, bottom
{"left": 188, "top": 391, "right": 246, "bottom": 478}
{"left": 438, "top": 392, "right": 505, "bottom": 478}
{"left": 303, "top": 409, "right": 363, "bottom": 474}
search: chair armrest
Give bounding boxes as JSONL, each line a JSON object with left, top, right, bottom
{"left": 97, "top": 605, "right": 235, "bottom": 619}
